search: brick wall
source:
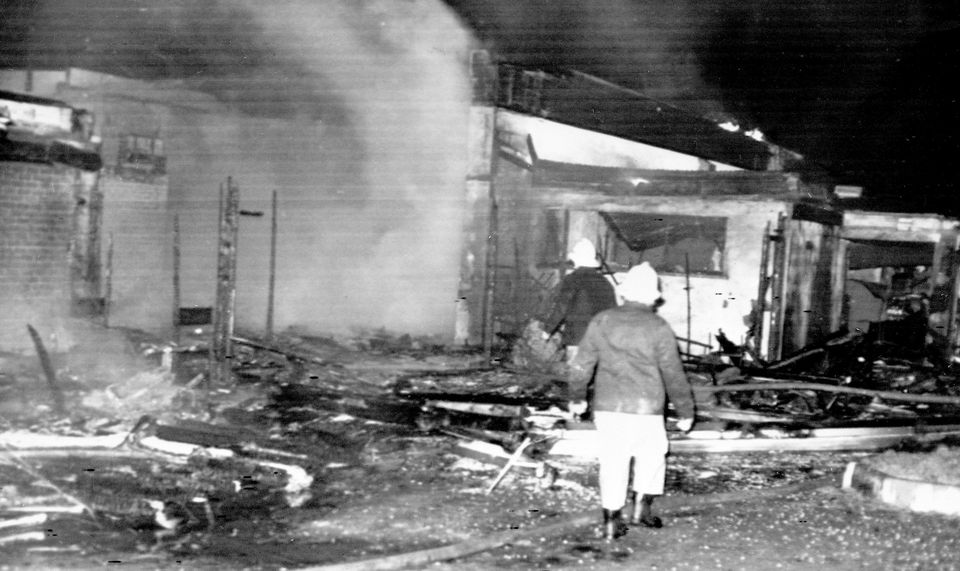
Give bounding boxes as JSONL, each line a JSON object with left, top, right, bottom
{"left": 0, "top": 162, "right": 77, "bottom": 352}
{"left": 100, "top": 172, "right": 172, "bottom": 333}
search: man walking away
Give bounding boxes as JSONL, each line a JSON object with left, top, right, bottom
{"left": 541, "top": 238, "right": 617, "bottom": 363}
{"left": 568, "top": 262, "right": 695, "bottom": 541}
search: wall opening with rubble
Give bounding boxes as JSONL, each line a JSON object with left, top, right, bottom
{"left": 460, "top": 109, "right": 850, "bottom": 359}
{"left": 841, "top": 211, "right": 960, "bottom": 362}
{"left": 462, "top": 106, "right": 843, "bottom": 355}
{"left": 1, "top": 1, "right": 477, "bottom": 343}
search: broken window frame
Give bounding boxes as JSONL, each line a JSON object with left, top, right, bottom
{"left": 599, "top": 211, "right": 728, "bottom": 277}
{"left": 117, "top": 133, "right": 166, "bottom": 176}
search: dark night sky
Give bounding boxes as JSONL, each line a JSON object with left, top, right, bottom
{"left": 2, "top": 0, "right": 960, "bottom": 213}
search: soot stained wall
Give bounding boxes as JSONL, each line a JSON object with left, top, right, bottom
{"left": 0, "top": 162, "right": 77, "bottom": 351}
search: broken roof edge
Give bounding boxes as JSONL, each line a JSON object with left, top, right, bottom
{"left": 477, "top": 61, "right": 786, "bottom": 171}
{"left": 530, "top": 160, "right": 837, "bottom": 203}
{"left": 0, "top": 89, "right": 72, "bottom": 109}
{"left": 0, "top": 136, "right": 103, "bottom": 172}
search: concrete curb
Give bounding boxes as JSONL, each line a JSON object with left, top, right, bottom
{"left": 842, "top": 461, "right": 960, "bottom": 516}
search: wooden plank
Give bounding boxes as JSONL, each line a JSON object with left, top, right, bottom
{"left": 266, "top": 190, "right": 278, "bottom": 340}
{"left": 695, "top": 381, "right": 960, "bottom": 405}
{"left": 550, "top": 425, "right": 960, "bottom": 455}
{"left": 767, "top": 212, "right": 788, "bottom": 361}
{"left": 172, "top": 215, "right": 180, "bottom": 343}
{"left": 425, "top": 400, "right": 524, "bottom": 418}
{"left": 669, "top": 431, "right": 960, "bottom": 453}
{"left": 754, "top": 221, "right": 771, "bottom": 354}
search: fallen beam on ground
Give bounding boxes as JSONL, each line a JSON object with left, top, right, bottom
{"left": 696, "top": 381, "right": 960, "bottom": 406}
{"left": 0, "top": 432, "right": 127, "bottom": 449}
{"left": 425, "top": 400, "right": 524, "bottom": 418}
{"left": 0, "top": 447, "right": 99, "bottom": 520}
{"left": 0, "top": 513, "right": 47, "bottom": 530}
{"left": 486, "top": 436, "right": 533, "bottom": 494}
{"left": 549, "top": 423, "right": 960, "bottom": 455}
{"left": 231, "top": 335, "right": 317, "bottom": 363}
{"left": 452, "top": 439, "right": 542, "bottom": 472}
{"left": 697, "top": 406, "right": 813, "bottom": 425}
{"left": 396, "top": 390, "right": 566, "bottom": 410}
{"left": 0, "top": 531, "right": 45, "bottom": 545}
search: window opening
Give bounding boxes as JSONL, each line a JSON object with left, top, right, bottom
{"left": 600, "top": 212, "right": 726, "bottom": 276}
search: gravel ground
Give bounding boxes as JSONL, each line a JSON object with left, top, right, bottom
{"left": 279, "top": 436, "right": 960, "bottom": 571}
{"left": 431, "top": 449, "right": 960, "bottom": 571}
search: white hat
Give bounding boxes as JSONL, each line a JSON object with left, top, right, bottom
{"left": 618, "top": 262, "right": 660, "bottom": 304}
{"left": 567, "top": 239, "right": 600, "bottom": 268}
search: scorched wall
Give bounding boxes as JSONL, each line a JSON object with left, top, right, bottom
{"left": 0, "top": 162, "right": 78, "bottom": 351}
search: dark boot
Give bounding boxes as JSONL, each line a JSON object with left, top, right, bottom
{"left": 601, "top": 508, "right": 628, "bottom": 541}
{"left": 629, "top": 492, "right": 663, "bottom": 528}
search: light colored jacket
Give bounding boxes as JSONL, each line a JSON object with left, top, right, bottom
{"left": 569, "top": 302, "right": 695, "bottom": 418}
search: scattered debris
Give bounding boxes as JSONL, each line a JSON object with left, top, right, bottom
{"left": 3, "top": 323, "right": 960, "bottom": 567}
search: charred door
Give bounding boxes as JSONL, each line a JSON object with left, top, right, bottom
{"left": 770, "top": 206, "right": 844, "bottom": 360}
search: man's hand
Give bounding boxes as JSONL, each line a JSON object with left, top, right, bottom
{"left": 568, "top": 400, "right": 588, "bottom": 416}
{"left": 529, "top": 319, "right": 552, "bottom": 340}
{"left": 675, "top": 418, "right": 694, "bottom": 433}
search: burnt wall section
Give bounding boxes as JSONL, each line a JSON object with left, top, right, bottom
{"left": 488, "top": 156, "right": 557, "bottom": 339}
{"left": 0, "top": 161, "right": 76, "bottom": 351}
{"left": 100, "top": 173, "right": 171, "bottom": 333}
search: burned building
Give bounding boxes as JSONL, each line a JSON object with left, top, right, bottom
{"left": 0, "top": 89, "right": 103, "bottom": 351}
{"left": 457, "top": 61, "right": 863, "bottom": 363}
{"left": 5, "top": 60, "right": 959, "bottom": 367}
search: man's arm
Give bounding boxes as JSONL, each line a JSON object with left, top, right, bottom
{"left": 567, "top": 316, "right": 601, "bottom": 400}
{"left": 541, "top": 278, "right": 575, "bottom": 336}
{"left": 657, "top": 329, "right": 696, "bottom": 421}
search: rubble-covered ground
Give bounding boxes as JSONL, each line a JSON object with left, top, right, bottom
{"left": 1, "top": 326, "right": 960, "bottom": 570}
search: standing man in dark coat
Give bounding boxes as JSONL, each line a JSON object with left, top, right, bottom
{"left": 568, "top": 262, "right": 696, "bottom": 541}
{"left": 541, "top": 238, "right": 617, "bottom": 363}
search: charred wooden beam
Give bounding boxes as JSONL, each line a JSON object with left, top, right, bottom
{"left": 230, "top": 335, "right": 311, "bottom": 363}
{"left": 393, "top": 390, "right": 567, "bottom": 410}
{"left": 210, "top": 178, "right": 240, "bottom": 388}
{"left": 25, "top": 325, "right": 64, "bottom": 415}
{"left": 696, "top": 380, "right": 960, "bottom": 406}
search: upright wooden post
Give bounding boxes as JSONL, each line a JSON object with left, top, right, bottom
{"left": 684, "top": 252, "right": 691, "bottom": 356}
{"left": 768, "top": 213, "right": 788, "bottom": 361}
{"left": 482, "top": 197, "right": 499, "bottom": 357}
{"left": 754, "top": 221, "right": 772, "bottom": 355}
{"left": 172, "top": 214, "right": 181, "bottom": 343}
{"left": 103, "top": 232, "right": 114, "bottom": 328}
{"left": 210, "top": 178, "right": 240, "bottom": 388}
{"left": 266, "top": 190, "right": 278, "bottom": 340}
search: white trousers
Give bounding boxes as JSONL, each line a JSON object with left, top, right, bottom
{"left": 593, "top": 411, "right": 668, "bottom": 510}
